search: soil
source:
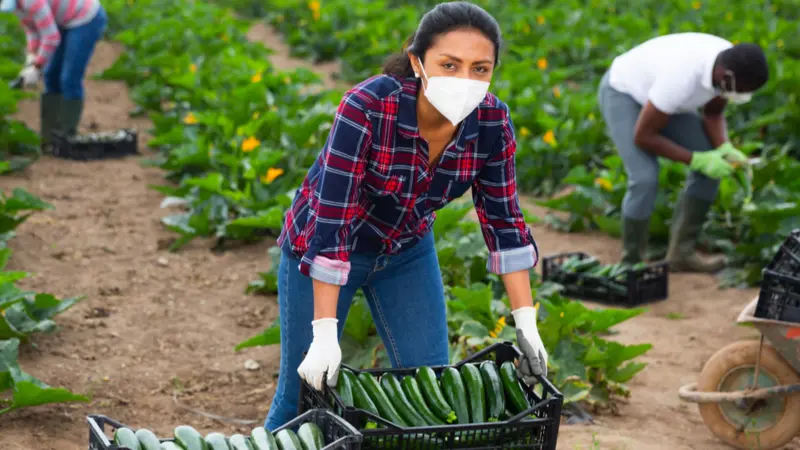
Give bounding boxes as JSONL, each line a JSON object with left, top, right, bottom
{"left": 1, "top": 22, "right": 798, "bottom": 450}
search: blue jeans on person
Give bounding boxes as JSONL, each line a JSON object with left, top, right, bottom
{"left": 264, "top": 231, "right": 450, "bottom": 431}
{"left": 43, "top": 6, "right": 107, "bottom": 100}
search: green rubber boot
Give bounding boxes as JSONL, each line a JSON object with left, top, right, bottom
{"left": 665, "top": 193, "right": 726, "bottom": 273}
{"left": 621, "top": 217, "right": 650, "bottom": 265}
{"left": 40, "top": 93, "right": 62, "bottom": 152}
{"left": 59, "top": 98, "right": 84, "bottom": 138}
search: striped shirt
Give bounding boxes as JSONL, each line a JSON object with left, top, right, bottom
{"left": 15, "top": 0, "right": 101, "bottom": 67}
{"left": 279, "top": 74, "right": 538, "bottom": 286}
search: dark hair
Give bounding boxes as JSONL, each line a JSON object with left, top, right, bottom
{"left": 717, "top": 43, "right": 769, "bottom": 92}
{"left": 382, "top": 1, "right": 502, "bottom": 78}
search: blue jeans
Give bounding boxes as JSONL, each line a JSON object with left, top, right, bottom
{"left": 264, "top": 232, "right": 449, "bottom": 430}
{"left": 597, "top": 71, "right": 719, "bottom": 220}
{"left": 44, "top": 6, "right": 107, "bottom": 100}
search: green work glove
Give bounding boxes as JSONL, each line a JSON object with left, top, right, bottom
{"left": 689, "top": 148, "right": 735, "bottom": 179}
{"left": 715, "top": 142, "right": 748, "bottom": 167}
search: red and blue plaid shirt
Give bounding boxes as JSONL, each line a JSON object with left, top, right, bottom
{"left": 278, "top": 74, "right": 538, "bottom": 286}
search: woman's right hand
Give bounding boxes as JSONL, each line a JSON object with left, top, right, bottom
{"left": 297, "top": 317, "right": 342, "bottom": 391}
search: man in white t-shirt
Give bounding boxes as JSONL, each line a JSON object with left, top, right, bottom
{"left": 597, "top": 33, "right": 769, "bottom": 273}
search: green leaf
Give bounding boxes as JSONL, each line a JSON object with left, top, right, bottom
{"left": 235, "top": 321, "right": 280, "bottom": 351}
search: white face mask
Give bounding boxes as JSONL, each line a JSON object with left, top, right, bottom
{"left": 416, "top": 57, "right": 489, "bottom": 126}
{"left": 720, "top": 70, "right": 753, "bottom": 104}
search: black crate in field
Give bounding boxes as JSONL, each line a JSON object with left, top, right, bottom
{"left": 52, "top": 129, "right": 138, "bottom": 161}
{"left": 766, "top": 229, "right": 800, "bottom": 278}
{"left": 541, "top": 252, "right": 668, "bottom": 307}
{"left": 88, "top": 409, "right": 362, "bottom": 450}
{"left": 754, "top": 269, "right": 800, "bottom": 324}
{"left": 299, "top": 342, "right": 563, "bottom": 450}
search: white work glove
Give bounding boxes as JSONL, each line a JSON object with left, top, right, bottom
{"left": 25, "top": 53, "right": 36, "bottom": 67}
{"left": 512, "top": 306, "right": 548, "bottom": 384}
{"left": 19, "top": 64, "right": 40, "bottom": 88}
{"left": 297, "top": 318, "right": 341, "bottom": 391}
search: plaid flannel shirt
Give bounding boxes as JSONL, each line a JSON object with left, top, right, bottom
{"left": 277, "top": 74, "right": 538, "bottom": 286}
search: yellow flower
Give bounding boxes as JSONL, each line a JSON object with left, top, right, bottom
{"left": 560, "top": 311, "right": 565, "bottom": 318}
{"left": 777, "top": 39, "right": 784, "bottom": 49}
{"left": 221, "top": 34, "right": 229, "bottom": 42}
{"left": 183, "top": 112, "right": 198, "bottom": 125}
{"left": 536, "top": 15, "right": 545, "bottom": 25}
{"left": 588, "top": 112, "right": 595, "bottom": 121}
{"left": 489, "top": 316, "right": 506, "bottom": 339}
{"left": 594, "top": 177, "right": 613, "bottom": 191}
{"left": 252, "top": 111, "right": 261, "bottom": 120}
{"left": 537, "top": 57, "right": 548, "bottom": 70}
{"left": 522, "top": 23, "right": 531, "bottom": 34}
{"left": 283, "top": 76, "right": 292, "bottom": 84}
{"left": 308, "top": 0, "right": 321, "bottom": 21}
{"left": 691, "top": 1, "right": 701, "bottom": 9}
{"left": 252, "top": 72, "right": 262, "bottom": 83}
{"left": 189, "top": 63, "right": 197, "bottom": 73}
{"left": 262, "top": 168, "right": 285, "bottom": 184}
{"left": 534, "top": 302, "right": 540, "bottom": 310}
{"left": 552, "top": 86, "right": 561, "bottom": 98}
{"left": 520, "top": 126, "right": 531, "bottom": 138}
{"left": 241, "top": 137, "right": 261, "bottom": 153}
{"left": 543, "top": 130, "right": 557, "bottom": 147}
{"left": 733, "top": 39, "right": 740, "bottom": 45}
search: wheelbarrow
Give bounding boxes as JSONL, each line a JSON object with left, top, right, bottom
{"left": 678, "top": 296, "right": 800, "bottom": 449}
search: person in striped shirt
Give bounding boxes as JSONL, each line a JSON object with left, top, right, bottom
{"left": 1, "top": 0, "right": 107, "bottom": 149}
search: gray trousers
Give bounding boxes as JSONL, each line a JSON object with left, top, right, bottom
{"left": 597, "top": 71, "right": 719, "bottom": 221}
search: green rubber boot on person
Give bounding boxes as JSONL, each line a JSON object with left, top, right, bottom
{"left": 40, "top": 93, "right": 62, "bottom": 152}
{"left": 621, "top": 217, "right": 650, "bottom": 265}
{"left": 665, "top": 193, "right": 726, "bottom": 273}
{"left": 59, "top": 98, "right": 84, "bottom": 138}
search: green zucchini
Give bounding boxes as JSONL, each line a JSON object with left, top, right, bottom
{"left": 440, "top": 367, "right": 470, "bottom": 425}
{"left": 205, "top": 432, "right": 231, "bottom": 450}
{"left": 343, "top": 369, "right": 379, "bottom": 417}
{"left": 336, "top": 369, "right": 354, "bottom": 407}
{"left": 380, "top": 374, "right": 428, "bottom": 427}
{"left": 297, "top": 422, "right": 325, "bottom": 450}
{"left": 228, "top": 434, "right": 253, "bottom": 450}
{"left": 250, "top": 427, "right": 278, "bottom": 450}
{"left": 113, "top": 427, "right": 141, "bottom": 450}
{"left": 415, "top": 367, "right": 456, "bottom": 424}
{"left": 357, "top": 372, "right": 408, "bottom": 426}
{"left": 460, "top": 363, "right": 486, "bottom": 423}
{"left": 571, "top": 256, "right": 600, "bottom": 272}
{"left": 400, "top": 375, "right": 445, "bottom": 425}
{"left": 161, "top": 443, "right": 184, "bottom": 450}
{"left": 274, "top": 429, "right": 302, "bottom": 450}
{"left": 479, "top": 361, "right": 505, "bottom": 422}
{"left": 134, "top": 429, "right": 161, "bottom": 450}
{"left": 499, "top": 361, "right": 529, "bottom": 414}
{"left": 174, "top": 425, "right": 208, "bottom": 450}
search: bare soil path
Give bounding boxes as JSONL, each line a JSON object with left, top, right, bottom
{"left": 0, "top": 21, "right": 796, "bottom": 450}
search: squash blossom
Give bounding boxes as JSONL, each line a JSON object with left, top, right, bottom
{"left": 252, "top": 72, "right": 262, "bottom": 83}
{"left": 242, "top": 137, "right": 260, "bottom": 152}
{"left": 489, "top": 316, "right": 506, "bottom": 339}
{"left": 536, "top": 15, "right": 545, "bottom": 25}
{"left": 308, "top": 0, "right": 321, "bottom": 21}
{"left": 594, "top": 177, "right": 613, "bottom": 191}
{"left": 777, "top": 39, "right": 784, "bottom": 49}
{"left": 520, "top": 126, "right": 531, "bottom": 138}
{"left": 183, "top": 112, "right": 198, "bottom": 125}
{"left": 262, "top": 168, "right": 285, "bottom": 184}
{"left": 543, "top": 130, "right": 557, "bottom": 146}
{"left": 537, "top": 57, "right": 548, "bottom": 70}
{"left": 691, "top": 1, "right": 701, "bottom": 9}
{"left": 552, "top": 86, "right": 561, "bottom": 98}
{"left": 189, "top": 63, "right": 197, "bottom": 74}
{"left": 252, "top": 111, "right": 261, "bottom": 120}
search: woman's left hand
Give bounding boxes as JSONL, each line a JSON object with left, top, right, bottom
{"left": 19, "top": 65, "right": 40, "bottom": 88}
{"left": 512, "top": 306, "right": 548, "bottom": 384}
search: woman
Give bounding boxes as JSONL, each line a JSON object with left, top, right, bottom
{"left": 597, "top": 33, "right": 768, "bottom": 272}
{"left": 265, "top": 1, "right": 548, "bottom": 430}
{"left": 1, "top": 0, "right": 107, "bottom": 149}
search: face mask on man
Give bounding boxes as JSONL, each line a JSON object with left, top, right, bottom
{"left": 720, "top": 69, "right": 753, "bottom": 104}
{"left": 415, "top": 57, "right": 489, "bottom": 127}
{"left": 0, "top": 0, "right": 15, "bottom": 13}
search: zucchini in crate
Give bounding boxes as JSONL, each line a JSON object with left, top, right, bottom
{"left": 479, "top": 361, "right": 505, "bottom": 422}
{"left": 275, "top": 429, "right": 303, "bottom": 450}
{"left": 500, "top": 361, "right": 529, "bottom": 414}
{"left": 380, "top": 373, "right": 428, "bottom": 427}
{"left": 400, "top": 375, "right": 445, "bottom": 425}
{"left": 161, "top": 443, "right": 184, "bottom": 450}
{"left": 358, "top": 372, "right": 409, "bottom": 426}
{"left": 113, "top": 427, "right": 141, "bottom": 450}
{"left": 440, "top": 367, "right": 470, "bottom": 425}
{"left": 297, "top": 422, "right": 325, "bottom": 450}
{"left": 460, "top": 363, "right": 486, "bottom": 423}
{"left": 174, "top": 425, "right": 208, "bottom": 450}
{"left": 228, "top": 434, "right": 254, "bottom": 450}
{"left": 335, "top": 369, "right": 354, "bottom": 407}
{"left": 251, "top": 427, "right": 278, "bottom": 450}
{"left": 416, "top": 366, "right": 457, "bottom": 424}
{"left": 134, "top": 429, "right": 161, "bottom": 450}
{"left": 205, "top": 432, "right": 232, "bottom": 450}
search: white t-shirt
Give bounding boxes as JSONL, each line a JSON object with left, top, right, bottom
{"left": 608, "top": 33, "right": 732, "bottom": 114}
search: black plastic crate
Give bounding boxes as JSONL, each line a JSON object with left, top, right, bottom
{"left": 87, "top": 409, "right": 362, "bottom": 450}
{"left": 299, "top": 342, "right": 563, "bottom": 450}
{"left": 754, "top": 269, "right": 800, "bottom": 323}
{"left": 765, "top": 229, "right": 800, "bottom": 278}
{"left": 541, "top": 251, "right": 668, "bottom": 307}
{"left": 52, "top": 129, "right": 138, "bottom": 161}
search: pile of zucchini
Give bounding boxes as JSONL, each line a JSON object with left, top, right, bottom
{"left": 557, "top": 256, "right": 646, "bottom": 281}
{"left": 335, "top": 360, "right": 531, "bottom": 428}
{"left": 112, "top": 422, "right": 326, "bottom": 450}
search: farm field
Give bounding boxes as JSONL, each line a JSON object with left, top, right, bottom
{"left": 0, "top": 0, "right": 798, "bottom": 449}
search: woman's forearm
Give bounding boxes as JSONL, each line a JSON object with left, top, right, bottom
{"left": 500, "top": 270, "right": 535, "bottom": 311}
{"left": 312, "top": 279, "right": 340, "bottom": 320}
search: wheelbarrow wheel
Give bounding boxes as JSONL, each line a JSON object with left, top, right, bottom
{"left": 697, "top": 339, "right": 800, "bottom": 450}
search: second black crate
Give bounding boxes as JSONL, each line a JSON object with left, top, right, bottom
{"left": 299, "top": 342, "right": 563, "bottom": 450}
{"left": 52, "top": 129, "right": 139, "bottom": 161}
{"left": 754, "top": 269, "right": 800, "bottom": 324}
{"left": 541, "top": 251, "right": 668, "bottom": 307}
{"left": 766, "top": 229, "right": 800, "bottom": 278}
